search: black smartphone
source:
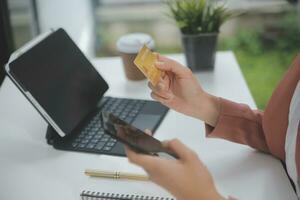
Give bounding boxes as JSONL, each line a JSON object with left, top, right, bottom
{"left": 102, "top": 112, "right": 178, "bottom": 159}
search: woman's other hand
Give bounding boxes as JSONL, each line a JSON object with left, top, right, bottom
{"left": 125, "top": 138, "right": 224, "bottom": 200}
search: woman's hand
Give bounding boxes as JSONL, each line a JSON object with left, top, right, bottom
{"left": 125, "top": 138, "right": 224, "bottom": 200}
{"left": 150, "top": 55, "right": 220, "bottom": 126}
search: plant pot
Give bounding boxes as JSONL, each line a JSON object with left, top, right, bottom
{"left": 181, "top": 33, "right": 218, "bottom": 71}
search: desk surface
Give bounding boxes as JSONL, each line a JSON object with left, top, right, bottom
{"left": 0, "top": 52, "right": 297, "bottom": 200}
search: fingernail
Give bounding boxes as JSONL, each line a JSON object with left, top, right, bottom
{"left": 155, "top": 61, "right": 164, "bottom": 68}
{"left": 162, "top": 140, "right": 170, "bottom": 147}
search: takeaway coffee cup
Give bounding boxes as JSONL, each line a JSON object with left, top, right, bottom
{"left": 117, "top": 33, "right": 155, "bottom": 80}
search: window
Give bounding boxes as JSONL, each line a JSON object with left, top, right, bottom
{"left": 95, "top": 0, "right": 182, "bottom": 57}
{"left": 8, "top": 0, "right": 36, "bottom": 49}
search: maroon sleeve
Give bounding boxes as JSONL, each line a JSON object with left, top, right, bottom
{"left": 205, "top": 98, "right": 269, "bottom": 153}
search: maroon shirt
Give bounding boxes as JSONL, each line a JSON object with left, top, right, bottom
{"left": 206, "top": 54, "right": 300, "bottom": 190}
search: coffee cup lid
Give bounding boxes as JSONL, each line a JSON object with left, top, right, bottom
{"left": 117, "top": 33, "right": 155, "bottom": 54}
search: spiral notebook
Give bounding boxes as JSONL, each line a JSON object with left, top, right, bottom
{"left": 80, "top": 190, "right": 175, "bottom": 200}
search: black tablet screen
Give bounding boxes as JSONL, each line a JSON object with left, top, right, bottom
{"left": 9, "top": 29, "right": 108, "bottom": 135}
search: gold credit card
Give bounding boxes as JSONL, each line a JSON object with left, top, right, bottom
{"left": 134, "top": 45, "right": 164, "bottom": 86}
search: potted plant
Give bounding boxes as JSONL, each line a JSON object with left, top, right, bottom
{"left": 166, "top": 0, "right": 232, "bottom": 71}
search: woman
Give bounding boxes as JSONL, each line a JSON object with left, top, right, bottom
{"left": 125, "top": 54, "right": 300, "bottom": 200}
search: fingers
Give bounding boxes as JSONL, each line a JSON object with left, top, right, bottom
{"left": 160, "top": 74, "right": 171, "bottom": 89}
{"left": 125, "top": 146, "right": 161, "bottom": 172}
{"left": 150, "top": 92, "right": 174, "bottom": 105}
{"left": 148, "top": 81, "right": 165, "bottom": 92}
{"left": 144, "top": 129, "right": 153, "bottom": 136}
{"left": 164, "top": 139, "right": 197, "bottom": 161}
{"left": 155, "top": 55, "right": 191, "bottom": 77}
{"left": 148, "top": 82, "right": 173, "bottom": 100}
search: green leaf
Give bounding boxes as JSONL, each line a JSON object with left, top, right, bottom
{"left": 164, "top": 0, "right": 233, "bottom": 34}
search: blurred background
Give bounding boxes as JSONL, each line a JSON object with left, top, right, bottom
{"left": 3, "top": 0, "right": 300, "bottom": 109}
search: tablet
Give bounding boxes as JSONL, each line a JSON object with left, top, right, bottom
{"left": 5, "top": 28, "right": 108, "bottom": 137}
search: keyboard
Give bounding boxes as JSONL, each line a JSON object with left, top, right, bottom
{"left": 70, "top": 97, "right": 146, "bottom": 153}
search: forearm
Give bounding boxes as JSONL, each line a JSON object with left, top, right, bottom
{"left": 192, "top": 92, "right": 221, "bottom": 127}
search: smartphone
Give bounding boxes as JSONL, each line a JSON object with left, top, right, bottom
{"left": 102, "top": 112, "right": 178, "bottom": 159}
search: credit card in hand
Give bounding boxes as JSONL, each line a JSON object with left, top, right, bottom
{"left": 134, "top": 45, "right": 164, "bottom": 86}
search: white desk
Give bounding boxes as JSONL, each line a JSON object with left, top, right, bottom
{"left": 0, "top": 52, "right": 297, "bottom": 200}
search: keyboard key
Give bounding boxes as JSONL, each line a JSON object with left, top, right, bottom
{"left": 128, "top": 113, "right": 136, "bottom": 117}
{"left": 94, "top": 134, "right": 102, "bottom": 139}
{"left": 121, "top": 113, "right": 127, "bottom": 118}
{"left": 86, "top": 143, "right": 96, "bottom": 149}
{"left": 87, "top": 131, "right": 96, "bottom": 136}
{"left": 103, "top": 146, "right": 112, "bottom": 151}
{"left": 91, "top": 127, "right": 98, "bottom": 131}
{"left": 78, "top": 143, "right": 86, "bottom": 148}
{"left": 95, "top": 142, "right": 105, "bottom": 150}
{"left": 132, "top": 109, "right": 139, "bottom": 113}
{"left": 114, "top": 110, "right": 121, "bottom": 114}
{"left": 85, "top": 135, "right": 93, "bottom": 139}
{"left": 81, "top": 139, "right": 89, "bottom": 144}
{"left": 115, "top": 108, "right": 123, "bottom": 113}
{"left": 106, "top": 142, "right": 115, "bottom": 147}
{"left": 90, "top": 139, "right": 99, "bottom": 144}
{"left": 71, "top": 142, "right": 78, "bottom": 147}
{"left": 100, "top": 138, "right": 109, "bottom": 142}
{"left": 114, "top": 112, "right": 121, "bottom": 117}
{"left": 109, "top": 138, "right": 117, "bottom": 142}
{"left": 98, "top": 129, "right": 104, "bottom": 134}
